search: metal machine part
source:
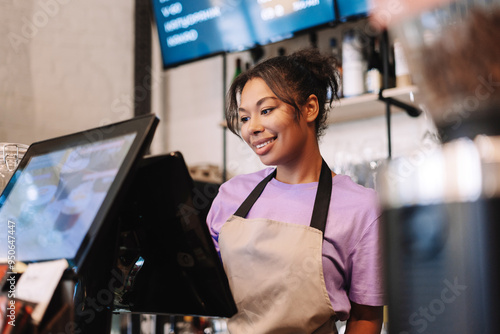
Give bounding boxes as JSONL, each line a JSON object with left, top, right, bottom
{"left": 378, "top": 135, "right": 500, "bottom": 333}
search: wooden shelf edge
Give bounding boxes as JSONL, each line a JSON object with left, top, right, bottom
{"left": 328, "top": 85, "right": 419, "bottom": 124}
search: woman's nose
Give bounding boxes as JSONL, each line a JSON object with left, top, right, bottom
{"left": 247, "top": 116, "right": 264, "bottom": 134}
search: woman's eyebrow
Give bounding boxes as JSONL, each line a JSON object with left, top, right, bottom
{"left": 239, "top": 96, "right": 278, "bottom": 112}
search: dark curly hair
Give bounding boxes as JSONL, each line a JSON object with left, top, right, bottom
{"left": 226, "top": 48, "right": 340, "bottom": 138}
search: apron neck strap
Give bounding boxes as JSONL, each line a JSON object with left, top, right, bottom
{"left": 309, "top": 159, "right": 332, "bottom": 233}
{"left": 233, "top": 168, "right": 276, "bottom": 219}
{"left": 233, "top": 159, "right": 332, "bottom": 234}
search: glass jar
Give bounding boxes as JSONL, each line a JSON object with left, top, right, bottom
{"left": 0, "top": 143, "right": 28, "bottom": 193}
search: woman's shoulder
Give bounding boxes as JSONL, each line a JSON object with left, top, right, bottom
{"left": 331, "top": 174, "right": 380, "bottom": 213}
{"left": 333, "top": 174, "right": 378, "bottom": 196}
{"left": 327, "top": 175, "right": 382, "bottom": 253}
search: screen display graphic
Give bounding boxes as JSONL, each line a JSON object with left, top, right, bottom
{"left": 246, "top": 0, "right": 336, "bottom": 45}
{"left": 152, "top": 0, "right": 255, "bottom": 68}
{"left": 0, "top": 133, "right": 136, "bottom": 263}
{"left": 152, "top": 0, "right": 337, "bottom": 68}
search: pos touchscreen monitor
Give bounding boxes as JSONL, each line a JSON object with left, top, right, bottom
{"left": 0, "top": 114, "right": 158, "bottom": 273}
{"left": 112, "top": 152, "right": 237, "bottom": 317}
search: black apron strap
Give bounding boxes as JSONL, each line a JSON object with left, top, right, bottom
{"left": 234, "top": 168, "right": 277, "bottom": 218}
{"left": 233, "top": 159, "right": 332, "bottom": 235}
{"left": 309, "top": 159, "right": 332, "bottom": 234}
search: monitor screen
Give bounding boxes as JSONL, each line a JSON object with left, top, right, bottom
{"left": 0, "top": 114, "right": 158, "bottom": 273}
{"left": 246, "top": 0, "right": 336, "bottom": 45}
{"left": 152, "top": 0, "right": 337, "bottom": 68}
{"left": 151, "top": 0, "right": 255, "bottom": 68}
{"left": 336, "top": 0, "right": 370, "bottom": 21}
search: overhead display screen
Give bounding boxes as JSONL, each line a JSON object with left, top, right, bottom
{"left": 151, "top": 0, "right": 255, "bottom": 68}
{"left": 151, "top": 0, "right": 337, "bottom": 68}
{"left": 246, "top": 0, "right": 336, "bottom": 45}
{"left": 336, "top": 0, "right": 371, "bottom": 21}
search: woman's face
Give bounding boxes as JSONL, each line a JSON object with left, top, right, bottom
{"left": 239, "top": 78, "right": 311, "bottom": 167}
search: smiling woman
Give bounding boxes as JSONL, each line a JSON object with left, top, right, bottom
{"left": 207, "top": 48, "right": 384, "bottom": 333}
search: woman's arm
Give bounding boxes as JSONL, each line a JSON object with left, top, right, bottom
{"left": 345, "top": 301, "right": 383, "bottom": 334}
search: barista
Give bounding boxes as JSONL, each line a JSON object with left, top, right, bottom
{"left": 207, "top": 48, "right": 384, "bottom": 333}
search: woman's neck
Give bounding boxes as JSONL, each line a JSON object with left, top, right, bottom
{"left": 275, "top": 151, "right": 325, "bottom": 184}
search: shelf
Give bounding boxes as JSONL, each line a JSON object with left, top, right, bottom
{"left": 328, "top": 85, "right": 420, "bottom": 124}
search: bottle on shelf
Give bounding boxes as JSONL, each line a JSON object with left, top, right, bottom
{"left": 393, "top": 39, "right": 412, "bottom": 87}
{"left": 177, "top": 315, "right": 199, "bottom": 334}
{"left": 342, "top": 29, "right": 367, "bottom": 98}
{"left": 233, "top": 58, "right": 242, "bottom": 82}
{"left": 365, "top": 36, "right": 382, "bottom": 94}
{"left": 330, "top": 37, "right": 343, "bottom": 98}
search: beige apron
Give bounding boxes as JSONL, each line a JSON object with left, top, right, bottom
{"left": 219, "top": 160, "right": 337, "bottom": 334}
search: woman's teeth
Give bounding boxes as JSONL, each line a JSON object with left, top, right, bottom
{"left": 256, "top": 139, "right": 274, "bottom": 149}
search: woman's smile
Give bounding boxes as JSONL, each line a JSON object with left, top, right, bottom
{"left": 252, "top": 137, "right": 276, "bottom": 155}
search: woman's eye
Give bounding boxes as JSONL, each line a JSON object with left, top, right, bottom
{"left": 240, "top": 116, "right": 249, "bottom": 123}
{"left": 261, "top": 108, "right": 273, "bottom": 115}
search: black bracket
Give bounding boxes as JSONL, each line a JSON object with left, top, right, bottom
{"left": 378, "top": 89, "right": 422, "bottom": 117}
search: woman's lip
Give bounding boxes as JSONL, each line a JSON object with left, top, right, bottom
{"left": 252, "top": 137, "right": 276, "bottom": 149}
{"left": 252, "top": 137, "right": 276, "bottom": 155}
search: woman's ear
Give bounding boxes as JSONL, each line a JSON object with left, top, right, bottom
{"left": 303, "top": 94, "right": 320, "bottom": 123}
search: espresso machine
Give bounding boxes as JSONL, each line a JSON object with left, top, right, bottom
{"left": 0, "top": 143, "right": 28, "bottom": 193}
{"left": 376, "top": 0, "right": 500, "bottom": 333}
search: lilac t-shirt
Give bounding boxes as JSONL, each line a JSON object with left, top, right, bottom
{"left": 206, "top": 168, "right": 384, "bottom": 321}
